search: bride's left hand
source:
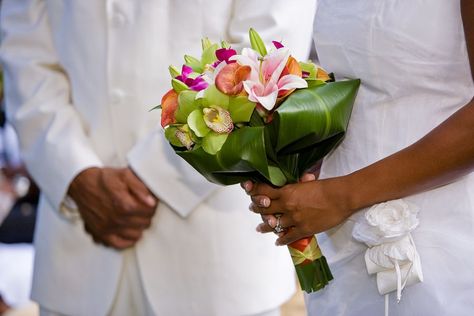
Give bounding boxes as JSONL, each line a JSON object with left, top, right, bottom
{"left": 242, "top": 175, "right": 355, "bottom": 245}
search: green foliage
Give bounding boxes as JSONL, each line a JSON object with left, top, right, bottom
{"left": 171, "top": 79, "right": 361, "bottom": 186}
{"left": 175, "top": 90, "right": 198, "bottom": 123}
{"left": 249, "top": 28, "right": 268, "bottom": 56}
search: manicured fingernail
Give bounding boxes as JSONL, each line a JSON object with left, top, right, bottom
{"left": 261, "top": 198, "right": 270, "bottom": 207}
{"left": 243, "top": 181, "right": 251, "bottom": 193}
{"left": 267, "top": 218, "right": 276, "bottom": 227}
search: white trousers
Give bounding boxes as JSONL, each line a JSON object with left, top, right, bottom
{"left": 40, "top": 249, "right": 281, "bottom": 316}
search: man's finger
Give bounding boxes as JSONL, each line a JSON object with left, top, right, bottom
{"left": 125, "top": 168, "right": 157, "bottom": 208}
{"left": 114, "top": 216, "right": 152, "bottom": 229}
{"left": 114, "top": 228, "right": 143, "bottom": 241}
{"left": 105, "top": 234, "right": 137, "bottom": 250}
{"left": 116, "top": 192, "right": 156, "bottom": 217}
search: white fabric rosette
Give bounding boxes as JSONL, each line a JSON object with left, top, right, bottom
{"left": 352, "top": 199, "right": 423, "bottom": 303}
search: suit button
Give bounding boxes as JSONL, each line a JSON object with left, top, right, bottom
{"left": 110, "top": 89, "right": 125, "bottom": 105}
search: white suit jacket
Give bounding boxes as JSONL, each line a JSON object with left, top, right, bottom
{"left": 0, "top": 0, "right": 317, "bottom": 315}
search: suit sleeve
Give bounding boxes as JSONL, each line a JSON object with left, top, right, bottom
{"left": 0, "top": 0, "right": 103, "bottom": 214}
{"left": 127, "top": 0, "right": 317, "bottom": 218}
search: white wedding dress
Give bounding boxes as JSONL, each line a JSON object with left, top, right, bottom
{"left": 307, "top": 1, "right": 474, "bottom": 315}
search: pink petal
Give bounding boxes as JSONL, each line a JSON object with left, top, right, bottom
{"left": 189, "top": 77, "right": 209, "bottom": 91}
{"left": 262, "top": 48, "right": 290, "bottom": 84}
{"left": 255, "top": 85, "right": 279, "bottom": 110}
{"left": 181, "top": 65, "right": 193, "bottom": 77}
{"left": 243, "top": 81, "right": 261, "bottom": 103}
{"left": 277, "top": 75, "right": 308, "bottom": 91}
{"left": 272, "top": 41, "right": 284, "bottom": 49}
{"left": 215, "top": 48, "right": 237, "bottom": 63}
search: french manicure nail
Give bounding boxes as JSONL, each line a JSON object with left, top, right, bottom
{"left": 244, "top": 181, "right": 251, "bottom": 192}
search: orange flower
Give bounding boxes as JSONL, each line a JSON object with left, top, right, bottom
{"left": 316, "top": 67, "right": 331, "bottom": 82}
{"left": 278, "top": 56, "right": 303, "bottom": 98}
{"left": 215, "top": 63, "right": 251, "bottom": 96}
{"left": 160, "top": 89, "right": 179, "bottom": 128}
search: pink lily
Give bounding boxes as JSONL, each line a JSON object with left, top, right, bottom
{"left": 232, "top": 48, "right": 307, "bottom": 111}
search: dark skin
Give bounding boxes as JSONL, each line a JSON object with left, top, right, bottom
{"left": 244, "top": 1, "right": 474, "bottom": 246}
{"left": 68, "top": 167, "right": 157, "bottom": 250}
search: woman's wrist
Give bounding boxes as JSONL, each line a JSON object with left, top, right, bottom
{"left": 339, "top": 171, "right": 374, "bottom": 214}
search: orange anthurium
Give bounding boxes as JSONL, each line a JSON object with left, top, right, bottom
{"left": 278, "top": 56, "right": 303, "bottom": 98}
{"left": 316, "top": 67, "right": 331, "bottom": 82}
{"left": 215, "top": 63, "right": 251, "bottom": 96}
{"left": 160, "top": 89, "right": 179, "bottom": 128}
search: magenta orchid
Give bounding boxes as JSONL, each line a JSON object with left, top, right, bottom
{"left": 272, "top": 41, "right": 284, "bottom": 49}
{"left": 215, "top": 48, "right": 237, "bottom": 64}
{"left": 232, "top": 48, "right": 308, "bottom": 111}
{"left": 176, "top": 65, "right": 208, "bottom": 91}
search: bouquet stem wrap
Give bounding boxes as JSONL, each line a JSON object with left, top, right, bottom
{"left": 289, "top": 236, "right": 333, "bottom": 292}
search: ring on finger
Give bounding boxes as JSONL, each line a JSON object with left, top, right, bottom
{"left": 273, "top": 214, "right": 286, "bottom": 234}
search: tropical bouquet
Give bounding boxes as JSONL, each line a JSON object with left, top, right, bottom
{"left": 156, "top": 29, "right": 360, "bottom": 293}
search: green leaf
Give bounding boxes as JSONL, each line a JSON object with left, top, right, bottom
{"left": 171, "top": 78, "right": 189, "bottom": 93}
{"left": 202, "top": 132, "right": 228, "bottom": 154}
{"left": 271, "top": 79, "right": 361, "bottom": 153}
{"left": 202, "top": 84, "right": 229, "bottom": 108}
{"left": 184, "top": 55, "right": 203, "bottom": 73}
{"left": 249, "top": 110, "right": 265, "bottom": 127}
{"left": 221, "top": 40, "right": 230, "bottom": 48}
{"left": 299, "top": 61, "right": 317, "bottom": 80}
{"left": 201, "top": 37, "right": 213, "bottom": 50}
{"left": 149, "top": 104, "right": 161, "bottom": 111}
{"left": 249, "top": 28, "right": 268, "bottom": 56}
{"left": 187, "top": 109, "right": 210, "bottom": 137}
{"left": 164, "top": 126, "right": 184, "bottom": 147}
{"left": 168, "top": 65, "right": 180, "bottom": 78}
{"left": 268, "top": 165, "right": 287, "bottom": 186}
{"left": 228, "top": 97, "right": 256, "bottom": 122}
{"left": 175, "top": 90, "right": 198, "bottom": 123}
{"left": 201, "top": 43, "right": 219, "bottom": 67}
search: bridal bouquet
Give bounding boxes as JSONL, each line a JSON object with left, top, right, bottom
{"left": 156, "top": 29, "right": 360, "bottom": 293}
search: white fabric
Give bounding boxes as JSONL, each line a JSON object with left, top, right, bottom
{"left": 0, "top": 243, "right": 34, "bottom": 308}
{"left": 306, "top": 1, "right": 474, "bottom": 316}
{"left": 0, "top": 0, "right": 318, "bottom": 315}
{"left": 107, "top": 249, "right": 154, "bottom": 316}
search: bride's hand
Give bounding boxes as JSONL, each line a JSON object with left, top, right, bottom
{"left": 242, "top": 175, "right": 355, "bottom": 245}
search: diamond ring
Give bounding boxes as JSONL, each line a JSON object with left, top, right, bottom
{"left": 273, "top": 214, "right": 285, "bottom": 234}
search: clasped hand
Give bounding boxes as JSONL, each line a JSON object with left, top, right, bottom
{"left": 69, "top": 167, "right": 158, "bottom": 250}
{"left": 242, "top": 174, "right": 354, "bottom": 245}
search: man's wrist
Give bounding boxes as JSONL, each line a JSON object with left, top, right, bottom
{"left": 68, "top": 167, "right": 100, "bottom": 201}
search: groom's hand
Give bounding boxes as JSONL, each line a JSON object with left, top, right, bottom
{"left": 68, "top": 167, "right": 158, "bottom": 250}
